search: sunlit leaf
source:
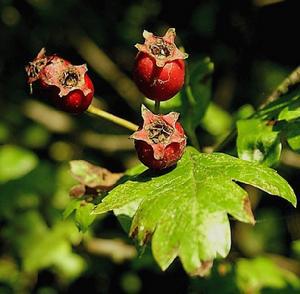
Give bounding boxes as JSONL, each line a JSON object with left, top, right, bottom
{"left": 63, "top": 198, "right": 96, "bottom": 232}
{"left": 237, "top": 118, "right": 281, "bottom": 166}
{"left": 63, "top": 198, "right": 81, "bottom": 219}
{"left": 94, "top": 147, "right": 296, "bottom": 276}
{"left": 74, "top": 203, "right": 95, "bottom": 232}
{"left": 278, "top": 99, "right": 300, "bottom": 121}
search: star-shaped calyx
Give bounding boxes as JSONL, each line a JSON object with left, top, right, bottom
{"left": 135, "top": 28, "right": 188, "bottom": 67}
{"left": 25, "top": 48, "right": 50, "bottom": 85}
{"left": 40, "top": 59, "right": 92, "bottom": 97}
{"left": 130, "top": 105, "right": 186, "bottom": 160}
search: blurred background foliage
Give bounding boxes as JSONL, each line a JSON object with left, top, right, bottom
{"left": 1, "top": 0, "right": 300, "bottom": 293}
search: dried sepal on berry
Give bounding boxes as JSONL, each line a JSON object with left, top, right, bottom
{"left": 39, "top": 59, "right": 92, "bottom": 97}
{"left": 131, "top": 105, "right": 186, "bottom": 170}
{"left": 133, "top": 28, "right": 188, "bottom": 101}
{"left": 25, "top": 48, "right": 94, "bottom": 114}
{"left": 135, "top": 28, "right": 188, "bottom": 67}
{"left": 25, "top": 48, "right": 51, "bottom": 92}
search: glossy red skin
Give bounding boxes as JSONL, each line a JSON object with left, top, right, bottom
{"left": 134, "top": 122, "right": 186, "bottom": 170}
{"left": 39, "top": 73, "right": 94, "bottom": 114}
{"left": 133, "top": 52, "right": 185, "bottom": 101}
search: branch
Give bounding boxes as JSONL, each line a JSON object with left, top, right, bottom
{"left": 87, "top": 104, "right": 138, "bottom": 132}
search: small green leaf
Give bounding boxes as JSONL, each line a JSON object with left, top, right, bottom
{"left": 278, "top": 99, "right": 300, "bottom": 121}
{"left": 75, "top": 203, "right": 96, "bottom": 232}
{"left": 247, "top": 86, "right": 300, "bottom": 158}
{"left": 237, "top": 118, "right": 281, "bottom": 166}
{"left": 63, "top": 198, "right": 81, "bottom": 219}
{"left": 0, "top": 145, "right": 38, "bottom": 183}
{"left": 235, "top": 104, "right": 255, "bottom": 121}
{"left": 94, "top": 147, "right": 296, "bottom": 276}
{"left": 63, "top": 198, "right": 96, "bottom": 232}
{"left": 285, "top": 121, "right": 300, "bottom": 153}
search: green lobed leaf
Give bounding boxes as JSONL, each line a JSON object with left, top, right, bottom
{"left": 237, "top": 118, "right": 281, "bottom": 166}
{"left": 94, "top": 147, "right": 296, "bottom": 276}
{"left": 0, "top": 145, "right": 38, "bottom": 183}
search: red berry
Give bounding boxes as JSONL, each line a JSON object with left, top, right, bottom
{"left": 131, "top": 105, "right": 186, "bottom": 170}
{"left": 47, "top": 73, "right": 94, "bottom": 113}
{"left": 25, "top": 48, "right": 94, "bottom": 114}
{"left": 133, "top": 28, "right": 188, "bottom": 101}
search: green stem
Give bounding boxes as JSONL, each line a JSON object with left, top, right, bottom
{"left": 154, "top": 100, "right": 160, "bottom": 114}
{"left": 87, "top": 104, "right": 138, "bottom": 132}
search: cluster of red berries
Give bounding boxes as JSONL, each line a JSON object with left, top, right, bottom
{"left": 25, "top": 48, "right": 94, "bottom": 114}
{"left": 25, "top": 28, "right": 187, "bottom": 170}
{"left": 131, "top": 28, "right": 188, "bottom": 170}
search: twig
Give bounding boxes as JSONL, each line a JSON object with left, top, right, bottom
{"left": 260, "top": 66, "right": 300, "bottom": 108}
{"left": 69, "top": 30, "right": 142, "bottom": 110}
{"left": 213, "top": 66, "right": 300, "bottom": 152}
{"left": 87, "top": 104, "right": 138, "bottom": 132}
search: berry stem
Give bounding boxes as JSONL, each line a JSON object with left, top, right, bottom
{"left": 87, "top": 104, "right": 138, "bottom": 132}
{"left": 154, "top": 100, "right": 160, "bottom": 113}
